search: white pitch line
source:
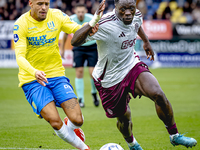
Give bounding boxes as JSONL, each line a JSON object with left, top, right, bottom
{"left": 0, "top": 148, "right": 77, "bottom": 150}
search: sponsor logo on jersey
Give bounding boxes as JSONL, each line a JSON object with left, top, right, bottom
{"left": 27, "top": 35, "right": 56, "bottom": 46}
{"left": 47, "top": 21, "right": 55, "bottom": 30}
{"left": 13, "top": 25, "right": 19, "bottom": 31}
{"left": 14, "top": 34, "right": 19, "bottom": 43}
{"left": 119, "top": 32, "right": 125, "bottom": 37}
{"left": 121, "top": 38, "right": 136, "bottom": 49}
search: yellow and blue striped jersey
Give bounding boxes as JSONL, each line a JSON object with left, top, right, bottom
{"left": 13, "top": 9, "right": 82, "bottom": 87}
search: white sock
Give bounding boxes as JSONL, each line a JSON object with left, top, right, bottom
{"left": 170, "top": 133, "right": 179, "bottom": 139}
{"left": 68, "top": 119, "right": 80, "bottom": 130}
{"left": 127, "top": 138, "right": 137, "bottom": 147}
{"left": 54, "top": 122, "right": 88, "bottom": 149}
{"left": 67, "top": 115, "right": 84, "bottom": 130}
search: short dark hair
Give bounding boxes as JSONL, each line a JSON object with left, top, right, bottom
{"left": 114, "top": 0, "right": 136, "bottom": 4}
{"left": 75, "top": 3, "right": 87, "bottom": 8}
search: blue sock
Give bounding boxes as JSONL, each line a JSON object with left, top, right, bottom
{"left": 75, "top": 78, "right": 84, "bottom": 103}
{"left": 90, "top": 78, "right": 97, "bottom": 94}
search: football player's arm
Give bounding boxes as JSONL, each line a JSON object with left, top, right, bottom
{"left": 14, "top": 26, "right": 37, "bottom": 76}
{"left": 14, "top": 26, "right": 48, "bottom": 86}
{"left": 71, "top": 0, "right": 105, "bottom": 46}
{"left": 15, "top": 48, "right": 48, "bottom": 86}
{"left": 138, "top": 26, "right": 154, "bottom": 61}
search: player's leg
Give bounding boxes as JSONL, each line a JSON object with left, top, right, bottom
{"left": 93, "top": 73, "right": 142, "bottom": 150}
{"left": 75, "top": 67, "right": 85, "bottom": 107}
{"left": 88, "top": 67, "right": 99, "bottom": 106}
{"left": 135, "top": 71, "right": 175, "bottom": 128}
{"left": 117, "top": 105, "right": 143, "bottom": 150}
{"left": 22, "top": 80, "right": 89, "bottom": 149}
{"left": 40, "top": 100, "right": 88, "bottom": 150}
{"left": 40, "top": 101, "right": 63, "bottom": 130}
{"left": 134, "top": 71, "right": 197, "bottom": 148}
{"left": 50, "top": 77, "right": 89, "bottom": 149}
{"left": 61, "top": 98, "right": 83, "bottom": 128}
{"left": 87, "top": 47, "right": 99, "bottom": 107}
{"left": 73, "top": 48, "right": 85, "bottom": 107}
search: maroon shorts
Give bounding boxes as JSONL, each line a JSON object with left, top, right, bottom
{"left": 94, "top": 62, "right": 150, "bottom": 118}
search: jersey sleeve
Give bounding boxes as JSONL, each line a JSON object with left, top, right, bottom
{"left": 60, "top": 11, "right": 82, "bottom": 34}
{"left": 86, "top": 24, "right": 109, "bottom": 42}
{"left": 13, "top": 20, "right": 37, "bottom": 77}
{"left": 133, "top": 9, "right": 143, "bottom": 28}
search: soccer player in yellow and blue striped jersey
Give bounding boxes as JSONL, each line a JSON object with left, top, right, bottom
{"left": 13, "top": 0, "right": 105, "bottom": 149}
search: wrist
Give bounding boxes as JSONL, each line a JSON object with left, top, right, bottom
{"left": 143, "top": 39, "right": 150, "bottom": 43}
{"left": 33, "top": 69, "right": 38, "bottom": 77}
{"left": 89, "top": 13, "right": 101, "bottom": 27}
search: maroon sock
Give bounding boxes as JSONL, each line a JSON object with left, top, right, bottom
{"left": 125, "top": 134, "right": 134, "bottom": 143}
{"left": 166, "top": 123, "right": 178, "bottom": 135}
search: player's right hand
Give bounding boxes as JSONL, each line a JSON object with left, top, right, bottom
{"left": 35, "top": 70, "right": 48, "bottom": 86}
{"left": 143, "top": 41, "right": 154, "bottom": 61}
{"left": 96, "top": 0, "right": 106, "bottom": 17}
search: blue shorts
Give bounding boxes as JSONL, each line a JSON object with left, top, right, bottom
{"left": 22, "top": 76, "right": 77, "bottom": 118}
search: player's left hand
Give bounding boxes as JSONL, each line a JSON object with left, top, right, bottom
{"left": 143, "top": 41, "right": 154, "bottom": 61}
{"left": 89, "top": 23, "right": 99, "bottom": 36}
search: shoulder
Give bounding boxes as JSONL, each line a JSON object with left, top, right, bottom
{"left": 134, "top": 9, "right": 142, "bottom": 18}
{"left": 49, "top": 8, "right": 69, "bottom": 18}
{"left": 49, "top": 8, "right": 62, "bottom": 14}
{"left": 14, "top": 12, "right": 29, "bottom": 30}
{"left": 15, "top": 11, "right": 28, "bottom": 24}
{"left": 98, "top": 11, "right": 118, "bottom": 26}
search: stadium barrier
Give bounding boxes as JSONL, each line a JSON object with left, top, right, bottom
{"left": 137, "top": 21, "right": 200, "bottom": 68}
{"left": 0, "top": 20, "right": 200, "bottom": 68}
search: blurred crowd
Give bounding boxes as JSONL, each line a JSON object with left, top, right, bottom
{"left": 138, "top": 0, "right": 200, "bottom": 23}
{"left": 0, "top": 0, "right": 200, "bottom": 24}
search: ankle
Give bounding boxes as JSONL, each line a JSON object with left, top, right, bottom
{"left": 166, "top": 123, "right": 178, "bottom": 135}
{"left": 125, "top": 135, "right": 137, "bottom": 147}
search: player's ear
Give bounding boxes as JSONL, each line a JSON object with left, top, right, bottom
{"left": 29, "top": 0, "right": 33, "bottom": 7}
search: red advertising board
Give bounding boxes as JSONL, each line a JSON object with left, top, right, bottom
{"left": 141, "top": 20, "right": 172, "bottom": 40}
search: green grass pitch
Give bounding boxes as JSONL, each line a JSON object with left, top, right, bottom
{"left": 0, "top": 67, "right": 199, "bottom": 150}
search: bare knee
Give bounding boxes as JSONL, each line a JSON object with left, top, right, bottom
{"left": 49, "top": 118, "right": 63, "bottom": 130}
{"left": 70, "top": 115, "right": 84, "bottom": 127}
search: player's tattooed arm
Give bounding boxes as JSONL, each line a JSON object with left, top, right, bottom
{"left": 71, "top": 0, "right": 105, "bottom": 46}
{"left": 138, "top": 26, "right": 154, "bottom": 61}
